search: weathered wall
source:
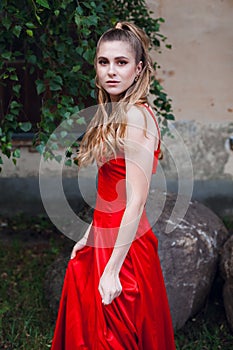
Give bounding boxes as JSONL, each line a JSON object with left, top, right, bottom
{"left": 159, "top": 120, "right": 233, "bottom": 216}
{"left": 147, "top": 0, "right": 233, "bottom": 122}
{"left": 145, "top": 0, "right": 233, "bottom": 215}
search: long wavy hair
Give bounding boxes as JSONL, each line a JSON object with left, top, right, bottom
{"left": 77, "top": 21, "right": 154, "bottom": 167}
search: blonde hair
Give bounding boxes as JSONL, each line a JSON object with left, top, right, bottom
{"left": 77, "top": 21, "right": 154, "bottom": 167}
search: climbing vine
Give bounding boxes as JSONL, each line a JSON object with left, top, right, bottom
{"left": 0, "top": 0, "right": 174, "bottom": 169}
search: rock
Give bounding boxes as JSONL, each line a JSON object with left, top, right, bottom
{"left": 44, "top": 254, "right": 69, "bottom": 319}
{"left": 44, "top": 192, "right": 229, "bottom": 330}
{"left": 220, "top": 235, "right": 233, "bottom": 332}
{"left": 147, "top": 191, "right": 229, "bottom": 329}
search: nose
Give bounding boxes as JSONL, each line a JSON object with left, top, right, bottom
{"left": 107, "top": 63, "right": 116, "bottom": 76}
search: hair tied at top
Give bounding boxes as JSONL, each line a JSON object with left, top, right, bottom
{"left": 114, "top": 22, "right": 138, "bottom": 38}
{"left": 115, "top": 22, "right": 130, "bottom": 31}
{"left": 114, "top": 21, "right": 150, "bottom": 52}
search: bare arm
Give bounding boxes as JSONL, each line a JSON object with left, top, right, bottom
{"left": 98, "top": 106, "right": 158, "bottom": 304}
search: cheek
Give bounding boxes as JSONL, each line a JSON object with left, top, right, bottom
{"left": 96, "top": 69, "right": 104, "bottom": 82}
{"left": 125, "top": 65, "right": 137, "bottom": 77}
{"left": 125, "top": 68, "right": 137, "bottom": 82}
{"left": 96, "top": 67, "right": 100, "bottom": 77}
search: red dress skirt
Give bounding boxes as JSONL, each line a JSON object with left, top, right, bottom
{"left": 51, "top": 108, "right": 176, "bottom": 350}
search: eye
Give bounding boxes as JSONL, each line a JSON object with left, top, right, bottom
{"left": 98, "top": 59, "right": 108, "bottom": 65}
{"left": 118, "top": 60, "right": 127, "bottom": 65}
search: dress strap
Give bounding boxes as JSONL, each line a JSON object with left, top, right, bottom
{"left": 140, "top": 104, "right": 161, "bottom": 174}
{"left": 142, "top": 104, "right": 161, "bottom": 151}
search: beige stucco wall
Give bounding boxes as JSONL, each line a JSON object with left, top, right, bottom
{"left": 147, "top": 0, "right": 233, "bottom": 122}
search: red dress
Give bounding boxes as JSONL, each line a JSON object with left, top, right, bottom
{"left": 51, "top": 105, "right": 176, "bottom": 350}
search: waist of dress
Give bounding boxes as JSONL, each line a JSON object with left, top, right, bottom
{"left": 93, "top": 206, "right": 150, "bottom": 230}
{"left": 95, "top": 199, "right": 126, "bottom": 212}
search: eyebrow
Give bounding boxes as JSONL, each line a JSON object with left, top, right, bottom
{"left": 97, "top": 56, "right": 129, "bottom": 60}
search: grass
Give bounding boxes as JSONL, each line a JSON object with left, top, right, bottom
{"left": 0, "top": 240, "right": 54, "bottom": 348}
{"left": 175, "top": 277, "right": 233, "bottom": 349}
{"left": 0, "top": 214, "right": 232, "bottom": 349}
{"left": 0, "top": 214, "right": 72, "bottom": 350}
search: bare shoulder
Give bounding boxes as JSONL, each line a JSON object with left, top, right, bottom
{"left": 126, "top": 104, "right": 158, "bottom": 138}
{"left": 127, "top": 105, "right": 145, "bottom": 126}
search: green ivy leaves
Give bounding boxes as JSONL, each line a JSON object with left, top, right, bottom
{"left": 19, "top": 122, "right": 32, "bottom": 132}
{"left": 0, "top": 0, "right": 174, "bottom": 171}
{"left": 35, "top": 0, "right": 50, "bottom": 10}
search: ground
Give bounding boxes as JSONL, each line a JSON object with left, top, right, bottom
{"left": 0, "top": 214, "right": 232, "bottom": 350}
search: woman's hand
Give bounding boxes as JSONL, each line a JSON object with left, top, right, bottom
{"left": 70, "top": 237, "right": 87, "bottom": 259}
{"left": 70, "top": 222, "right": 92, "bottom": 259}
{"left": 98, "top": 269, "right": 122, "bottom": 305}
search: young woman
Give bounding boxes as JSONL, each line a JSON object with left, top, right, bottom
{"left": 51, "top": 22, "right": 176, "bottom": 350}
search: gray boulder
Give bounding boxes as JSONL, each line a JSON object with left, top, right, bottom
{"left": 147, "top": 191, "right": 229, "bottom": 329}
{"left": 220, "top": 235, "right": 233, "bottom": 332}
{"left": 45, "top": 192, "right": 229, "bottom": 329}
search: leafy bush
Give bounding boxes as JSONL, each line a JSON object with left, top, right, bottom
{"left": 0, "top": 0, "right": 174, "bottom": 169}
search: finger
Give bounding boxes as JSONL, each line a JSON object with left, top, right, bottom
{"left": 71, "top": 245, "right": 80, "bottom": 259}
{"left": 114, "top": 289, "right": 121, "bottom": 299}
{"left": 98, "top": 283, "right": 104, "bottom": 300}
{"left": 115, "top": 283, "right": 122, "bottom": 297}
{"left": 70, "top": 249, "right": 76, "bottom": 259}
{"left": 101, "top": 293, "right": 108, "bottom": 305}
{"left": 103, "top": 291, "right": 113, "bottom": 305}
{"left": 103, "top": 298, "right": 111, "bottom": 305}
{"left": 116, "top": 289, "right": 121, "bottom": 297}
{"left": 110, "top": 288, "right": 122, "bottom": 303}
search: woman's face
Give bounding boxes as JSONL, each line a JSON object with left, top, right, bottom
{"left": 96, "top": 40, "right": 142, "bottom": 102}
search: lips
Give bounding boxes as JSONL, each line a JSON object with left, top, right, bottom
{"left": 106, "top": 80, "right": 120, "bottom": 84}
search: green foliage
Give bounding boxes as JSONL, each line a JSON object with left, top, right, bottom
{"left": 222, "top": 216, "right": 233, "bottom": 231}
{"left": 0, "top": 0, "right": 174, "bottom": 169}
